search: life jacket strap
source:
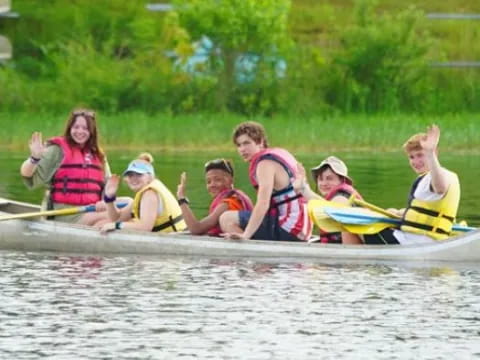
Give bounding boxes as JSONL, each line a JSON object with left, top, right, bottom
{"left": 271, "top": 193, "right": 302, "bottom": 208}
{"left": 60, "top": 163, "right": 103, "bottom": 170}
{"left": 409, "top": 206, "right": 455, "bottom": 222}
{"left": 51, "top": 178, "right": 105, "bottom": 186}
{"left": 152, "top": 214, "right": 184, "bottom": 232}
{"left": 401, "top": 220, "right": 451, "bottom": 235}
{"left": 50, "top": 188, "right": 103, "bottom": 195}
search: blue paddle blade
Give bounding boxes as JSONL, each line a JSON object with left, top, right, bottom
{"left": 324, "top": 207, "right": 475, "bottom": 233}
{"left": 324, "top": 207, "right": 400, "bottom": 225}
{"left": 452, "top": 224, "right": 476, "bottom": 232}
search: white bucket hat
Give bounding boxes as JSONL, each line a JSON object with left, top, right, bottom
{"left": 310, "top": 156, "right": 353, "bottom": 185}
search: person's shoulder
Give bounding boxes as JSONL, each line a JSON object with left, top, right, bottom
{"left": 443, "top": 168, "right": 459, "bottom": 184}
{"left": 256, "top": 156, "right": 278, "bottom": 168}
{"left": 42, "top": 144, "right": 63, "bottom": 162}
{"left": 425, "top": 168, "right": 459, "bottom": 187}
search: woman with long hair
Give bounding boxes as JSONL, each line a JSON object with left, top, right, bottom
{"left": 20, "top": 108, "right": 113, "bottom": 224}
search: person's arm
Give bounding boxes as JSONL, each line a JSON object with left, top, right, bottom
{"left": 103, "top": 156, "right": 112, "bottom": 179}
{"left": 241, "top": 161, "right": 275, "bottom": 239}
{"left": 301, "top": 182, "right": 322, "bottom": 200}
{"left": 101, "top": 190, "right": 158, "bottom": 233}
{"left": 21, "top": 145, "right": 62, "bottom": 189}
{"left": 386, "top": 208, "right": 406, "bottom": 217}
{"left": 123, "top": 190, "right": 159, "bottom": 231}
{"left": 20, "top": 132, "right": 46, "bottom": 178}
{"left": 292, "top": 162, "right": 322, "bottom": 200}
{"left": 176, "top": 171, "right": 229, "bottom": 234}
{"left": 180, "top": 201, "right": 229, "bottom": 235}
{"left": 421, "top": 125, "right": 449, "bottom": 194}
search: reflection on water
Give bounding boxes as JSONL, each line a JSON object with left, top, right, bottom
{"left": 0, "top": 253, "right": 479, "bottom": 359}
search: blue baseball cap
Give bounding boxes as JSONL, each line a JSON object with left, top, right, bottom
{"left": 122, "top": 160, "right": 155, "bottom": 176}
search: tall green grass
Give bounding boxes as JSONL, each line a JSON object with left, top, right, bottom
{"left": 1, "top": 111, "right": 478, "bottom": 153}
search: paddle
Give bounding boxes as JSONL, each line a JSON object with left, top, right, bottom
{"left": 349, "top": 197, "right": 401, "bottom": 219}
{"left": 0, "top": 202, "right": 128, "bottom": 222}
{"left": 350, "top": 197, "right": 477, "bottom": 233}
{"left": 307, "top": 198, "right": 348, "bottom": 232}
{"left": 324, "top": 207, "right": 476, "bottom": 233}
{"left": 307, "top": 198, "right": 396, "bottom": 234}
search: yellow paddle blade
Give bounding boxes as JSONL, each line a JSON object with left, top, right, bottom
{"left": 312, "top": 217, "right": 345, "bottom": 233}
{"left": 342, "top": 222, "right": 395, "bottom": 235}
{"left": 307, "top": 198, "right": 398, "bottom": 234}
{"left": 307, "top": 198, "right": 348, "bottom": 220}
{"left": 307, "top": 198, "right": 349, "bottom": 232}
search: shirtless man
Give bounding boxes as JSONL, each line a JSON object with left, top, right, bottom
{"left": 220, "top": 121, "right": 312, "bottom": 241}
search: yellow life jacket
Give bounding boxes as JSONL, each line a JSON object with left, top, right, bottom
{"left": 400, "top": 172, "right": 460, "bottom": 241}
{"left": 132, "top": 179, "right": 187, "bottom": 233}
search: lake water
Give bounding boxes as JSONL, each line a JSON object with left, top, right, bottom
{"left": 1, "top": 150, "right": 479, "bottom": 358}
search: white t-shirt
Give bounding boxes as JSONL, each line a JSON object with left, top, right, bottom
{"left": 393, "top": 170, "right": 456, "bottom": 245}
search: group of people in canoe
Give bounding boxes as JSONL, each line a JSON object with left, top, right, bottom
{"left": 19, "top": 108, "right": 460, "bottom": 246}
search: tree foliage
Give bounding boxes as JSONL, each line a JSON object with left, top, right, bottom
{"left": 330, "top": 0, "right": 434, "bottom": 112}
{"left": 172, "top": 0, "right": 292, "bottom": 110}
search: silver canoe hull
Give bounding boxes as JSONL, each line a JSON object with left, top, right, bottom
{"left": 1, "top": 197, "right": 480, "bottom": 263}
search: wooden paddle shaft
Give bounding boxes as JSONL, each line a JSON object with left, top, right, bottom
{"left": 350, "top": 197, "right": 401, "bottom": 219}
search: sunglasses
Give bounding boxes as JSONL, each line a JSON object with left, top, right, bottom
{"left": 73, "top": 110, "right": 95, "bottom": 118}
{"left": 204, "top": 158, "right": 234, "bottom": 176}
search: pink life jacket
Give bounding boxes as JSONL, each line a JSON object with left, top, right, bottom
{"left": 49, "top": 136, "right": 105, "bottom": 205}
{"left": 320, "top": 183, "right": 363, "bottom": 244}
{"left": 248, "top": 148, "right": 297, "bottom": 188}
{"left": 207, "top": 188, "right": 254, "bottom": 236}
{"left": 248, "top": 148, "right": 312, "bottom": 241}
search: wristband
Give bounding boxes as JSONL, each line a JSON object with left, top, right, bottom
{"left": 29, "top": 156, "right": 41, "bottom": 164}
{"left": 104, "top": 194, "right": 117, "bottom": 203}
{"left": 115, "top": 221, "right": 123, "bottom": 230}
{"left": 178, "top": 198, "right": 190, "bottom": 205}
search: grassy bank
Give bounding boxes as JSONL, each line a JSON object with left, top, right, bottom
{"left": 1, "top": 112, "right": 479, "bottom": 153}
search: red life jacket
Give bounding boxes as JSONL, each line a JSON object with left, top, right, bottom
{"left": 207, "top": 188, "right": 254, "bottom": 236}
{"left": 248, "top": 148, "right": 312, "bottom": 241}
{"left": 49, "top": 136, "right": 105, "bottom": 206}
{"left": 320, "top": 183, "right": 363, "bottom": 244}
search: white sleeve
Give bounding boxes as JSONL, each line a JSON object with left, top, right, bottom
{"left": 413, "top": 170, "right": 454, "bottom": 201}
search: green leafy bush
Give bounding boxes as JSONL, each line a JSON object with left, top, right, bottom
{"left": 329, "top": 0, "right": 433, "bottom": 112}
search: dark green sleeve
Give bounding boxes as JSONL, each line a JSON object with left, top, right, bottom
{"left": 22, "top": 145, "right": 63, "bottom": 189}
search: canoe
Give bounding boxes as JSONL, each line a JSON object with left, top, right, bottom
{"left": 1, "top": 197, "right": 480, "bottom": 263}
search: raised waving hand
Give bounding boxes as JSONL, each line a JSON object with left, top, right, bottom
{"left": 420, "top": 124, "right": 440, "bottom": 153}
{"left": 29, "top": 132, "right": 46, "bottom": 159}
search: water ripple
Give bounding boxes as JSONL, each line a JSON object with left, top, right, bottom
{"left": 0, "top": 252, "right": 479, "bottom": 359}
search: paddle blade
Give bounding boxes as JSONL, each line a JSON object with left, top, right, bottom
{"left": 307, "top": 198, "right": 349, "bottom": 232}
{"left": 312, "top": 217, "right": 345, "bottom": 233}
{"left": 307, "top": 198, "right": 348, "bottom": 220}
{"left": 342, "top": 222, "right": 395, "bottom": 235}
{"left": 307, "top": 199, "right": 401, "bottom": 234}
{"left": 324, "top": 207, "right": 401, "bottom": 226}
